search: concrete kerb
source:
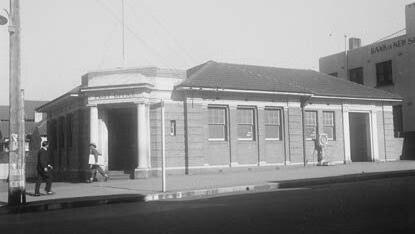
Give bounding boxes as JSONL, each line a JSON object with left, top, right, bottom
{"left": 146, "top": 169, "right": 415, "bottom": 201}
{"left": 275, "top": 169, "right": 415, "bottom": 188}
{"left": 0, "top": 194, "right": 145, "bottom": 215}
{"left": 144, "top": 183, "right": 281, "bottom": 201}
{"left": 1, "top": 169, "right": 415, "bottom": 215}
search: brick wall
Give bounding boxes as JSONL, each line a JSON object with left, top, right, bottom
{"left": 230, "top": 107, "right": 258, "bottom": 165}
{"left": 184, "top": 101, "right": 206, "bottom": 167}
{"left": 383, "top": 108, "right": 404, "bottom": 160}
{"left": 287, "top": 106, "right": 303, "bottom": 163}
{"left": 258, "top": 107, "right": 285, "bottom": 164}
{"left": 304, "top": 108, "right": 345, "bottom": 163}
{"left": 150, "top": 102, "right": 186, "bottom": 169}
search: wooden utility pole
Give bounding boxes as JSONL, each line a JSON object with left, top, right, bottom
{"left": 8, "top": 0, "right": 26, "bottom": 206}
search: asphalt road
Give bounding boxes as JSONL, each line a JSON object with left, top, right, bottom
{"left": 1, "top": 176, "right": 415, "bottom": 234}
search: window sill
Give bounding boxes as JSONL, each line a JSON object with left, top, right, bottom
{"left": 265, "top": 138, "right": 281, "bottom": 141}
{"left": 208, "top": 138, "right": 226, "bottom": 142}
{"left": 375, "top": 83, "right": 394, "bottom": 88}
{"left": 238, "top": 139, "right": 255, "bottom": 142}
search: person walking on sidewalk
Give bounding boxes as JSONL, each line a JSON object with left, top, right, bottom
{"left": 87, "top": 142, "right": 109, "bottom": 183}
{"left": 34, "top": 141, "right": 54, "bottom": 196}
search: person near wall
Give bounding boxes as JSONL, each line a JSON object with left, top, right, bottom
{"left": 34, "top": 141, "right": 53, "bottom": 196}
{"left": 87, "top": 142, "right": 109, "bottom": 183}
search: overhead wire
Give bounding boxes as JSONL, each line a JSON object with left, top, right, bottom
{"left": 124, "top": 0, "right": 195, "bottom": 67}
{"left": 95, "top": 0, "right": 174, "bottom": 69}
{"left": 126, "top": 1, "right": 201, "bottom": 65}
{"left": 132, "top": 0, "right": 214, "bottom": 65}
{"left": 95, "top": 0, "right": 155, "bottom": 67}
{"left": 98, "top": 21, "right": 120, "bottom": 69}
{"left": 373, "top": 28, "right": 406, "bottom": 43}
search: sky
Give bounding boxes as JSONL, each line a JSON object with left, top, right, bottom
{"left": 0, "top": 0, "right": 412, "bottom": 105}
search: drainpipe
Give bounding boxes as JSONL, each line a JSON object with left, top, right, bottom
{"left": 382, "top": 102, "right": 387, "bottom": 161}
{"left": 341, "top": 101, "right": 346, "bottom": 164}
{"left": 161, "top": 100, "right": 166, "bottom": 192}
{"left": 301, "top": 95, "right": 313, "bottom": 167}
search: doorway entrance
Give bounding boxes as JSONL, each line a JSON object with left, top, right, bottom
{"left": 349, "top": 112, "right": 372, "bottom": 162}
{"left": 107, "top": 107, "right": 137, "bottom": 171}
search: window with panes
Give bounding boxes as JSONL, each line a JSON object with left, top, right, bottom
{"left": 322, "top": 111, "right": 335, "bottom": 140}
{"left": 237, "top": 108, "right": 255, "bottom": 140}
{"left": 304, "top": 111, "right": 317, "bottom": 140}
{"left": 349, "top": 67, "right": 363, "bottom": 84}
{"left": 376, "top": 60, "right": 393, "bottom": 86}
{"left": 393, "top": 105, "right": 403, "bottom": 138}
{"left": 208, "top": 107, "right": 227, "bottom": 140}
{"left": 264, "top": 108, "right": 282, "bottom": 140}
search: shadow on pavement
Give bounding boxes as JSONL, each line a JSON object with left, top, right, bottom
{"left": 271, "top": 170, "right": 415, "bottom": 189}
{"left": 0, "top": 194, "right": 146, "bottom": 215}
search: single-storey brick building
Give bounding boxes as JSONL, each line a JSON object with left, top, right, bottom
{"left": 36, "top": 61, "right": 403, "bottom": 181}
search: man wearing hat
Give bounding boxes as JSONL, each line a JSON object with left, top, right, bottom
{"left": 87, "top": 142, "right": 109, "bottom": 182}
{"left": 34, "top": 141, "right": 53, "bottom": 196}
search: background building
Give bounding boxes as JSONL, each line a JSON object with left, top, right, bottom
{"left": 0, "top": 100, "right": 48, "bottom": 180}
{"left": 319, "top": 3, "right": 415, "bottom": 158}
{"left": 37, "top": 61, "right": 402, "bottom": 181}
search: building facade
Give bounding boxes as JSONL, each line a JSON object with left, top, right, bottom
{"left": 0, "top": 100, "right": 48, "bottom": 180}
{"left": 37, "top": 61, "right": 403, "bottom": 181}
{"left": 320, "top": 3, "right": 415, "bottom": 138}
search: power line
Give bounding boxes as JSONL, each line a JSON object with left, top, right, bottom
{"left": 128, "top": 0, "right": 213, "bottom": 66}
{"left": 125, "top": 0, "right": 197, "bottom": 65}
{"left": 98, "top": 21, "right": 119, "bottom": 69}
{"left": 373, "top": 28, "right": 406, "bottom": 43}
{"left": 96, "top": 0, "right": 174, "bottom": 69}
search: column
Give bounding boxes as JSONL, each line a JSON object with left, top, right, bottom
{"left": 370, "top": 110, "right": 380, "bottom": 161}
{"left": 99, "top": 109, "right": 109, "bottom": 171}
{"left": 137, "top": 102, "right": 149, "bottom": 169}
{"left": 146, "top": 104, "right": 151, "bottom": 167}
{"left": 89, "top": 105, "right": 99, "bottom": 147}
{"left": 342, "top": 109, "right": 351, "bottom": 163}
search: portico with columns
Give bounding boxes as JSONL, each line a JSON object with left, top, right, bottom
{"left": 36, "top": 67, "right": 186, "bottom": 180}
{"left": 81, "top": 68, "right": 184, "bottom": 178}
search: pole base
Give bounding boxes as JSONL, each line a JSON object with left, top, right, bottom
{"left": 134, "top": 168, "right": 151, "bottom": 179}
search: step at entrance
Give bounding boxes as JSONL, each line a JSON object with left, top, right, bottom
{"left": 107, "top": 171, "right": 131, "bottom": 180}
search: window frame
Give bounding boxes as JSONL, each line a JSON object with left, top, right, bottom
{"left": 328, "top": 72, "right": 338, "bottom": 77}
{"left": 208, "top": 106, "right": 228, "bottom": 141}
{"left": 264, "top": 108, "right": 282, "bottom": 141}
{"left": 170, "top": 120, "right": 176, "bottom": 136}
{"left": 393, "top": 105, "right": 403, "bottom": 138}
{"left": 66, "top": 113, "right": 73, "bottom": 148}
{"left": 237, "top": 107, "right": 256, "bottom": 141}
{"left": 322, "top": 111, "right": 336, "bottom": 140}
{"left": 376, "top": 60, "right": 393, "bottom": 87}
{"left": 349, "top": 67, "right": 364, "bottom": 84}
{"left": 304, "top": 111, "right": 318, "bottom": 141}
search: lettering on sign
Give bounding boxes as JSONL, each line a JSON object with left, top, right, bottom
{"left": 371, "top": 36, "right": 415, "bottom": 55}
{"left": 10, "top": 133, "right": 18, "bottom": 151}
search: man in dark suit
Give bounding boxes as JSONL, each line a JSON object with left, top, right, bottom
{"left": 34, "top": 141, "right": 53, "bottom": 196}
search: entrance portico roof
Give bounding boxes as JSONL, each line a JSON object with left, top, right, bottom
{"left": 36, "top": 67, "right": 185, "bottom": 113}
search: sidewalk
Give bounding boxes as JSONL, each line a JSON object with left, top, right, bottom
{"left": 1, "top": 161, "right": 415, "bottom": 213}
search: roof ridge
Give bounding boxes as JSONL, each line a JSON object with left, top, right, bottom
{"left": 223, "top": 62, "right": 311, "bottom": 94}
{"left": 216, "top": 61, "right": 309, "bottom": 72}
{"left": 185, "top": 60, "right": 216, "bottom": 82}
{"left": 313, "top": 70, "right": 402, "bottom": 98}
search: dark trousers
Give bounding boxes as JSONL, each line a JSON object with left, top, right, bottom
{"left": 35, "top": 171, "right": 52, "bottom": 194}
{"left": 90, "top": 165, "right": 106, "bottom": 179}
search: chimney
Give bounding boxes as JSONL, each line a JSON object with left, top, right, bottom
{"left": 349, "top": 38, "right": 361, "bottom": 50}
{"left": 406, "top": 3, "right": 415, "bottom": 35}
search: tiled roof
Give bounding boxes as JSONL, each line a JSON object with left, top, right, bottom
{"left": 0, "top": 121, "right": 44, "bottom": 138}
{"left": 178, "top": 61, "right": 402, "bottom": 100}
{"left": 0, "top": 100, "right": 48, "bottom": 120}
{"left": 36, "top": 86, "right": 81, "bottom": 112}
